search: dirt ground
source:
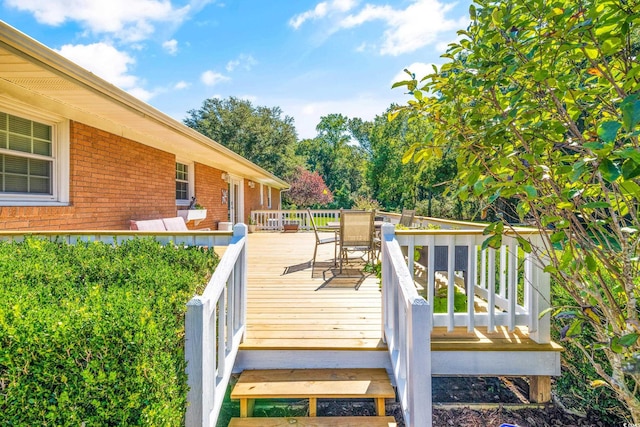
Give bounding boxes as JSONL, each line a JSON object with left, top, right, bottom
{"left": 317, "top": 377, "right": 613, "bottom": 427}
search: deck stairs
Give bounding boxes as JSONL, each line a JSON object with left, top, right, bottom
{"left": 228, "top": 368, "right": 397, "bottom": 426}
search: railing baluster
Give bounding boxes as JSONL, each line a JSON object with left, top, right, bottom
{"left": 508, "top": 239, "right": 518, "bottom": 331}
{"left": 447, "top": 235, "right": 455, "bottom": 332}
{"left": 499, "top": 245, "right": 507, "bottom": 298}
{"left": 466, "top": 236, "right": 477, "bottom": 333}
{"left": 427, "top": 235, "right": 435, "bottom": 332}
{"left": 487, "top": 247, "right": 496, "bottom": 333}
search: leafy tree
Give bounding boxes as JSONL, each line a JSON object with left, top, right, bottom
{"left": 184, "top": 97, "right": 300, "bottom": 179}
{"left": 296, "top": 114, "right": 368, "bottom": 207}
{"left": 284, "top": 167, "right": 333, "bottom": 208}
{"left": 396, "top": 0, "right": 640, "bottom": 421}
{"left": 367, "top": 107, "right": 465, "bottom": 216}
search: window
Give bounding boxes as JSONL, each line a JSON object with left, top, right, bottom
{"left": 0, "top": 111, "right": 52, "bottom": 195}
{"left": 176, "top": 162, "right": 189, "bottom": 202}
{"left": 0, "top": 107, "right": 68, "bottom": 205}
{"left": 267, "top": 186, "right": 272, "bottom": 209}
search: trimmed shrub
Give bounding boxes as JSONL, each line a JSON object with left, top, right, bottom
{"left": 0, "top": 237, "right": 218, "bottom": 426}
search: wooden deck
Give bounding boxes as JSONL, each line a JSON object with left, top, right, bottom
{"left": 242, "top": 231, "right": 384, "bottom": 350}
{"left": 235, "top": 230, "right": 561, "bottom": 380}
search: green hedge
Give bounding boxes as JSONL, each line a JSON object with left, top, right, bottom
{"left": 0, "top": 237, "right": 219, "bottom": 426}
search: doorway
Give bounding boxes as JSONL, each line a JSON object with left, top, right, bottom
{"left": 227, "top": 177, "right": 244, "bottom": 224}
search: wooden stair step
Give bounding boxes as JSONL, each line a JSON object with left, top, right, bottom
{"left": 230, "top": 368, "right": 395, "bottom": 417}
{"left": 228, "top": 416, "right": 397, "bottom": 426}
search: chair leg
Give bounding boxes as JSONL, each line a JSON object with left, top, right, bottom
{"left": 311, "top": 243, "right": 318, "bottom": 276}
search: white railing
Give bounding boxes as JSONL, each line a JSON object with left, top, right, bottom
{"left": 394, "top": 228, "right": 550, "bottom": 343}
{"left": 0, "top": 229, "right": 233, "bottom": 247}
{"left": 251, "top": 209, "right": 341, "bottom": 231}
{"left": 380, "top": 224, "right": 432, "bottom": 427}
{"left": 185, "top": 224, "right": 247, "bottom": 427}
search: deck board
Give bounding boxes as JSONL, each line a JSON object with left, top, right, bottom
{"left": 242, "top": 232, "right": 383, "bottom": 350}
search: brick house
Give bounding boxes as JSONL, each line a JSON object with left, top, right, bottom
{"left": 0, "top": 21, "right": 288, "bottom": 231}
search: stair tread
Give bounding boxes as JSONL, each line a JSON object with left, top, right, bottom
{"left": 228, "top": 416, "right": 397, "bottom": 426}
{"left": 231, "top": 368, "right": 395, "bottom": 400}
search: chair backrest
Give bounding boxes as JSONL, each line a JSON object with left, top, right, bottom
{"left": 399, "top": 209, "right": 415, "bottom": 227}
{"left": 162, "top": 217, "right": 189, "bottom": 231}
{"left": 340, "top": 210, "right": 374, "bottom": 248}
{"left": 130, "top": 219, "right": 166, "bottom": 231}
{"left": 307, "top": 209, "right": 322, "bottom": 243}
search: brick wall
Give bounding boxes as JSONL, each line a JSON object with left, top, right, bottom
{"left": 0, "top": 121, "right": 232, "bottom": 230}
{"left": 244, "top": 181, "right": 262, "bottom": 219}
{"left": 194, "top": 163, "right": 228, "bottom": 230}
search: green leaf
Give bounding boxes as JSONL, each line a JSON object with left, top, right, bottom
{"left": 622, "top": 159, "right": 640, "bottom": 180}
{"left": 391, "top": 80, "right": 412, "bottom": 89}
{"left": 550, "top": 231, "right": 566, "bottom": 244}
{"left": 473, "top": 179, "right": 484, "bottom": 196}
{"left": 516, "top": 236, "right": 532, "bottom": 253}
{"left": 402, "top": 144, "right": 418, "bottom": 164}
{"left": 481, "top": 234, "right": 502, "bottom": 250}
{"left": 610, "top": 337, "right": 623, "bottom": 353}
{"left": 598, "top": 158, "right": 621, "bottom": 182}
{"left": 491, "top": 9, "right": 503, "bottom": 26}
{"left": 523, "top": 185, "right": 537, "bottom": 198}
{"left": 566, "top": 319, "right": 583, "bottom": 337}
{"left": 590, "top": 379, "right": 608, "bottom": 388}
{"left": 618, "top": 333, "right": 639, "bottom": 347}
{"left": 584, "top": 47, "right": 598, "bottom": 59}
{"left": 620, "top": 181, "right": 640, "bottom": 198}
{"left": 621, "top": 94, "right": 640, "bottom": 132}
{"left": 585, "top": 254, "right": 597, "bottom": 272}
{"left": 617, "top": 147, "right": 640, "bottom": 163}
{"left": 597, "top": 121, "right": 621, "bottom": 143}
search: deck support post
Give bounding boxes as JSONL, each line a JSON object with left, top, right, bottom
{"left": 529, "top": 375, "right": 551, "bottom": 403}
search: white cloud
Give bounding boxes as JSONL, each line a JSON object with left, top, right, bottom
{"left": 291, "top": 0, "right": 468, "bottom": 56}
{"left": 5, "top": 0, "right": 192, "bottom": 43}
{"left": 126, "top": 87, "right": 155, "bottom": 102}
{"left": 55, "top": 42, "right": 158, "bottom": 101}
{"left": 162, "top": 39, "right": 178, "bottom": 55}
{"left": 56, "top": 43, "right": 134, "bottom": 88}
{"left": 289, "top": 0, "right": 357, "bottom": 29}
{"left": 226, "top": 54, "right": 258, "bottom": 72}
{"left": 201, "top": 70, "right": 230, "bottom": 86}
{"left": 174, "top": 81, "right": 190, "bottom": 90}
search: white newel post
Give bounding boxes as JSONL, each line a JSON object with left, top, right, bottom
{"left": 185, "top": 297, "right": 208, "bottom": 427}
{"left": 528, "top": 235, "right": 551, "bottom": 343}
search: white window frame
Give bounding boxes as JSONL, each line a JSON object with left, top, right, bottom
{"left": 260, "top": 183, "right": 264, "bottom": 206}
{"left": 175, "top": 160, "right": 195, "bottom": 206}
{"left": 0, "top": 101, "right": 69, "bottom": 206}
{"left": 267, "top": 186, "right": 272, "bottom": 209}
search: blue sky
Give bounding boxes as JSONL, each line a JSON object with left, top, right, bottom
{"left": 0, "top": 0, "right": 471, "bottom": 139}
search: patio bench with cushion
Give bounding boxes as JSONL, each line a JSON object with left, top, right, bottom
{"left": 129, "top": 216, "right": 189, "bottom": 231}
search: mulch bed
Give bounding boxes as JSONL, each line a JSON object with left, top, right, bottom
{"left": 218, "top": 375, "right": 618, "bottom": 426}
